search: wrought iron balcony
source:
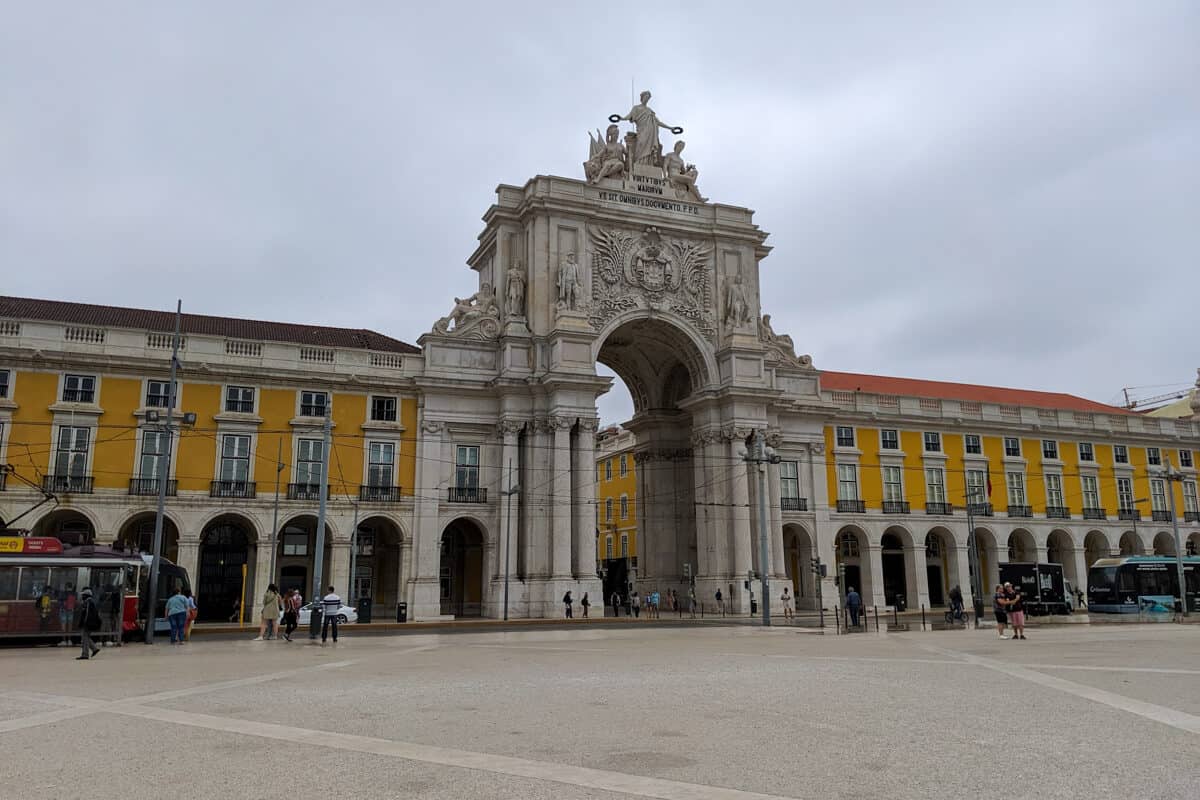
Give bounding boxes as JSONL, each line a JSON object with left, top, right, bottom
{"left": 882, "top": 501, "right": 910, "bottom": 514}
{"left": 299, "top": 404, "right": 328, "bottom": 417}
{"left": 448, "top": 486, "right": 487, "bottom": 503}
{"left": 1045, "top": 506, "right": 1072, "bottom": 520}
{"left": 836, "top": 499, "right": 865, "bottom": 513}
{"left": 61, "top": 389, "right": 95, "bottom": 403}
{"left": 1007, "top": 505, "right": 1033, "bottom": 518}
{"left": 128, "top": 478, "right": 177, "bottom": 497}
{"left": 1082, "top": 507, "right": 1107, "bottom": 521}
{"left": 210, "top": 480, "right": 256, "bottom": 499}
{"left": 287, "top": 483, "right": 328, "bottom": 500}
{"left": 1152, "top": 510, "right": 1173, "bottom": 522}
{"left": 780, "top": 496, "right": 808, "bottom": 512}
{"left": 1186, "top": 511, "right": 1200, "bottom": 523}
{"left": 1118, "top": 508, "right": 1141, "bottom": 521}
{"left": 360, "top": 485, "right": 402, "bottom": 503}
{"left": 43, "top": 475, "right": 94, "bottom": 494}
{"left": 968, "top": 503, "right": 994, "bottom": 517}
{"left": 925, "top": 502, "right": 953, "bottom": 515}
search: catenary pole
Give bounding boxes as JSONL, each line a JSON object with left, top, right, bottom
{"left": 144, "top": 300, "right": 182, "bottom": 644}
{"left": 502, "top": 460, "right": 518, "bottom": 621}
{"left": 309, "top": 412, "right": 332, "bottom": 637}
{"left": 268, "top": 436, "right": 283, "bottom": 587}
{"left": 1162, "top": 458, "right": 1190, "bottom": 617}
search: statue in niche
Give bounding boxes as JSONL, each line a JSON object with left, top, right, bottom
{"left": 617, "top": 90, "right": 682, "bottom": 166}
{"left": 724, "top": 275, "right": 752, "bottom": 328}
{"left": 433, "top": 282, "right": 500, "bottom": 337}
{"left": 585, "top": 124, "right": 628, "bottom": 184}
{"left": 662, "top": 140, "right": 706, "bottom": 202}
{"left": 558, "top": 251, "right": 583, "bottom": 311}
{"left": 506, "top": 260, "right": 526, "bottom": 318}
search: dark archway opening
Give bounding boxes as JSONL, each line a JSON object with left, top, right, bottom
{"left": 440, "top": 519, "right": 484, "bottom": 617}
{"left": 198, "top": 517, "right": 253, "bottom": 622}
{"left": 880, "top": 531, "right": 907, "bottom": 607}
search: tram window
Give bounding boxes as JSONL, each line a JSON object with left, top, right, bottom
{"left": 92, "top": 567, "right": 123, "bottom": 595}
{"left": 1140, "top": 569, "right": 1176, "bottom": 597}
{"left": 0, "top": 567, "right": 18, "bottom": 600}
{"left": 1118, "top": 570, "right": 1136, "bottom": 593}
{"left": 19, "top": 567, "right": 50, "bottom": 600}
{"left": 49, "top": 567, "right": 80, "bottom": 597}
{"left": 1091, "top": 567, "right": 1116, "bottom": 593}
{"left": 125, "top": 565, "right": 139, "bottom": 594}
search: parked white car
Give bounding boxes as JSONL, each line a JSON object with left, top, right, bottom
{"left": 281, "top": 602, "right": 358, "bottom": 625}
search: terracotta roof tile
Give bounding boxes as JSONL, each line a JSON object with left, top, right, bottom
{"left": 820, "top": 370, "right": 1133, "bottom": 415}
{"left": 0, "top": 296, "right": 420, "bottom": 354}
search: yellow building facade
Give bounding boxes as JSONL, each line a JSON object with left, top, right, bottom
{"left": 595, "top": 426, "right": 637, "bottom": 597}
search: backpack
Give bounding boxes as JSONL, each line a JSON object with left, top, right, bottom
{"left": 83, "top": 600, "right": 102, "bottom": 632}
{"left": 563, "top": 592, "right": 571, "bottom": 604}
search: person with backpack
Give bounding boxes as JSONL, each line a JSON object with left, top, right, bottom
{"left": 38, "top": 587, "right": 53, "bottom": 633}
{"left": 282, "top": 588, "right": 302, "bottom": 642}
{"left": 610, "top": 591, "right": 621, "bottom": 618}
{"left": 580, "top": 592, "right": 591, "bottom": 618}
{"left": 75, "top": 588, "right": 102, "bottom": 660}
{"left": 164, "top": 587, "right": 190, "bottom": 645}
{"left": 563, "top": 590, "right": 573, "bottom": 619}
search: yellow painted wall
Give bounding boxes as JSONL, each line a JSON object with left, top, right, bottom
{"left": 1023, "top": 437, "right": 1047, "bottom": 512}
{"left": 398, "top": 398, "right": 418, "bottom": 495}
{"left": 91, "top": 377, "right": 139, "bottom": 489}
{"left": 856, "top": 427, "right": 882, "bottom": 507}
{"left": 595, "top": 448, "right": 637, "bottom": 558}
{"left": 899, "top": 430, "right": 924, "bottom": 510}
{"left": 943, "top": 433, "right": 965, "bottom": 507}
{"left": 330, "top": 392, "right": 365, "bottom": 495}
{"left": 1094, "top": 443, "right": 1119, "bottom": 512}
{"left": 981, "top": 435, "right": 1005, "bottom": 506}
{"left": 176, "top": 382, "right": 221, "bottom": 492}
{"left": 1059, "top": 439, "right": 1080, "bottom": 512}
{"left": 824, "top": 427, "right": 836, "bottom": 505}
{"left": 6, "top": 371, "right": 57, "bottom": 479}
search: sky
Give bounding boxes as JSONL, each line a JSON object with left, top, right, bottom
{"left": 2, "top": 3, "right": 1198, "bottom": 426}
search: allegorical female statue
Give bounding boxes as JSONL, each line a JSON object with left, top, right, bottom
{"left": 621, "top": 90, "right": 677, "bottom": 166}
{"left": 662, "top": 140, "right": 706, "bottom": 201}
{"left": 506, "top": 261, "right": 526, "bottom": 317}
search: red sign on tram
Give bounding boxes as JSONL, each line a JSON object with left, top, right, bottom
{"left": 0, "top": 537, "right": 65, "bottom": 554}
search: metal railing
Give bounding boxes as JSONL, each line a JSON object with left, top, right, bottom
{"left": 925, "top": 502, "right": 953, "bottom": 515}
{"left": 300, "top": 404, "right": 328, "bottom": 417}
{"left": 968, "top": 502, "right": 993, "bottom": 517}
{"left": 1186, "top": 511, "right": 1200, "bottom": 523}
{"left": 1118, "top": 508, "right": 1141, "bottom": 521}
{"left": 287, "top": 483, "right": 327, "bottom": 500}
{"left": 43, "top": 475, "right": 94, "bottom": 494}
{"left": 61, "top": 389, "right": 95, "bottom": 403}
{"left": 836, "top": 499, "right": 865, "bottom": 513}
{"left": 210, "top": 480, "right": 256, "bottom": 499}
{"left": 1006, "top": 505, "right": 1033, "bottom": 518}
{"left": 1082, "top": 507, "right": 1107, "bottom": 520}
{"left": 780, "top": 496, "right": 808, "bottom": 511}
{"left": 1045, "top": 506, "right": 1071, "bottom": 519}
{"left": 360, "top": 485, "right": 402, "bottom": 502}
{"left": 448, "top": 486, "right": 487, "bottom": 503}
{"left": 1152, "top": 510, "right": 1173, "bottom": 522}
{"left": 882, "top": 501, "right": 910, "bottom": 514}
{"left": 129, "top": 478, "right": 177, "bottom": 497}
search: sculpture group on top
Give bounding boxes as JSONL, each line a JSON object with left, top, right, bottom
{"left": 584, "top": 90, "right": 706, "bottom": 202}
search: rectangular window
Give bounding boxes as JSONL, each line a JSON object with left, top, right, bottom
{"left": 219, "top": 434, "right": 251, "bottom": 481}
{"left": 296, "top": 439, "right": 324, "bottom": 485}
{"left": 145, "top": 380, "right": 176, "bottom": 408}
{"left": 1042, "top": 440, "right": 1059, "bottom": 460}
{"left": 837, "top": 464, "right": 858, "bottom": 501}
{"left": 619, "top": 454, "right": 628, "bottom": 477}
{"left": 54, "top": 427, "right": 90, "bottom": 476}
{"left": 1117, "top": 478, "right": 1134, "bottom": 511}
{"left": 1007, "top": 472, "right": 1026, "bottom": 506}
{"left": 620, "top": 495, "right": 629, "bottom": 519}
{"left": 1180, "top": 450, "right": 1194, "bottom": 469}
{"left": 605, "top": 459, "right": 613, "bottom": 481}
{"left": 606, "top": 536, "right": 614, "bottom": 559}
{"left": 923, "top": 432, "right": 941, "bottom": 453}
{"left": 455, "top": 445, "right": 480, "bottom": 488}
{"left": 62, "top": 374, "right": 96, "bottom": 403}
{"left": 282, "top": 532, "right": 307, "bottom": 557}
{"left": 605, "top": 498, "right": 613, "bottom": 521}
{"left": 1081, "top": 475, "right": 1100, "bottom": 509}
{"left": 1003, "top": 437, "right": 1021, "bottom": 457}
{"left": 1183, "top": 481, "right": 1198, "bottom": 514}
{"left": 370, "top": 395, "right": 397, "bottom": 422}
{"left": 620, "top": 534, "right": 629, "bottom": 557}
{"left": 836, "top": 426, "right": 855, "bottom": 448}
{"left": 1150, "top": 478, "right": 1167, "bottom": 511}
{"left": 1113, "top": 444, "right": 1128, "bottom": 464}
{"left": 139, "top": 430, "right": 168, "bottom": 479}
{"left": 367, "top": 442, "right": 395, "bottom": 487}
{"left": 880, "top": 429, "right": 899, "bottom": 450}
{"left": 1078, "top": 442, "right": 1094, "bottom": 462}
{"left": 1147, "top": 447, "right": 1161, "bottom": 466}
{"left": 964, "top": 434, "right": 982, "bottom": 455}
{"left": 0, "top": 369, "right": 9, "bottom": 398}
{"left": 882, "top": 466, "right": 903, "bottom": 503}
{"left": 780, "top": 461, "right": 800, "bottom": 500}
{"left": 1046, "top": 474, "right": 1065, "bottom": 507}
{"left": 966, "top": 469, "right": 986, "bottom": 503}
{"left": 225, "top": 385, "right": 254, "bottom": 413}
{"left": 925, "top": 468, "right": 946, "bottom": 504}
{"left": 300, "top": 390, "right": 329, "bottom": 417}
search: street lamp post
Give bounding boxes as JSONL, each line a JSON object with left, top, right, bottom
{"left": 965, "top": 487, "right": 985, "bottom": 627}
{"left": 501, "top": 459, "right": 519, "bottom": 621}
{"left": 1158, "top": 459, "right": 1190, "bottom": 617}
{"left": 742, "top": 430, "right": 780, "bottom": 626}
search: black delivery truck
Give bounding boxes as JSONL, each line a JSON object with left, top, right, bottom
{"left": 999, "top": 562, "right": 1071, "bottom": 616}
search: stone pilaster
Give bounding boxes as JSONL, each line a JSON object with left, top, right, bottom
{"left": 572, "top": 418, "right": 599, "bottom": 579}
{"left": 551, "top": 416, "right": 573, "bottom": 579}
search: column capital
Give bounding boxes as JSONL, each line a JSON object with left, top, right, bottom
{"left": 722, "top": 425, "right": 754, "bottom": 442}
{"left": 421, "top": 419, "right": 445, "bottom": 435}
{"left": 496, "top": 419, "right": 525, "bottom": 438}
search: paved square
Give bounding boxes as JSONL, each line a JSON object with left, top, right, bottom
{"left": 2, "top": 624, "right": 1198, "bottom": 799}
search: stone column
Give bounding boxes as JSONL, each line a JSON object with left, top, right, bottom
{"left": 727, "top": 429, "right": 752, "bottom": 607}
{"left": 633, "top": 450, "right": 651, "bottom": 582}
{"left": 527, "top": 420, "right": 553, "bottom": 579}
{"left": 251, "top": 542, "right": 272, "bottom": 623}
{"left": 551, "top": 416, "right": 573, "bottom": 579}
{"left": 411, "top": 418, "right": 446, "bottom": 619}
{"left": 1070, "top": 547, "right": 1089, "bottom": 595}
{"left": 176, "top": 538, "right": 200, "bottom": 592}
{"left": 866, "top": 544, "right": 886, "bottom": 609}
{"left": 908, "top": 545, "right": 930, "bottom": 610}
{"left": 497, "top": 421, "right": 522, "bottom": 582}
{"left": 329, "top": 541, "right": 352, "bottom": 598}
{"left": 398, "top": 539, "right": 413, "bottom": 616}
{"left": 767, "top": 456, "right": 786, "bottom": 578}
{"left": 955, "top": 545, "right": 979, "bottom": 611}
{"left": 572, "top": 419, "right": 599, "bottom": 579}
{"left": 691, "top": 431, "right": 716, "bottom": 578}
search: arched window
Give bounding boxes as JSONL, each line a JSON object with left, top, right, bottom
{"left": 839, "top": 531, "right": 859, "bottom": 558}
{"left": 925, "top": 534, "right": 940, "bottom": 558}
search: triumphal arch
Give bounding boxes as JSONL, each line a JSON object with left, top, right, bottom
{"left": 410, "top": 92, "right": 833, "bottom": 618}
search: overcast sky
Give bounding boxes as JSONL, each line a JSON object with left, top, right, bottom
{"left": 2, "top": 3, "right": 1197, "bottom": 424}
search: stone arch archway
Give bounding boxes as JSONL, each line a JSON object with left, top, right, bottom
{"left": 974, "top": 527, "right": 1000, "bottom": 590}
{"left": 1008, "top": 529, "right": 1037, "bottom": 562}
{"left": 352, "top": 514, "right": 406, "bottom": 614}
{"left": 31, "top": 508, "right": 99, "bottom": 546}
{"left": 1119, "top": 530, "right": 1143, "bottom": 556}
{"left": 275, "top": 513, "right": 334, "bottom": 601}
{"left": 1188, "top": 531, "right": 1199, "bottom": 557}
{"left": 1153, "top": 532, "right": 1176, "bottom": 556}
{"left": 834, "top": 526, "right": 871, "bottom": 605}
{"left": 924, "top": 526, "right": 959, "bottom": 607}
{"left": 1046, "top": 529, "right": 1079, "bottom": 585}
{"left": 782, "top": 523, "right": 814, "bottom": 606}
{"left": 116, "top": 511, "right": 180, "bottom": 562}
{"left": 441, "top": 517, "right": 486, "bottom": 617}
{"left": 198, "top": 513, "right": 259, "bottom": 622}
{"left": 880, "top": 527, "right": 914, "bottom": 608}
{"left": 1084, "top": 530, "right": 1111, "bottom": 566}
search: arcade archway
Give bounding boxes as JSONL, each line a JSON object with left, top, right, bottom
{"left": 274, "top": 514, "right": 334, "bottom": 600}
{"left": 440, "top": 518, "right": 485, "bottom": 617}
{"left": 198, "top": 514, "right": 257, "bottom": 622}
{"left": 117, "top": 512, "right": 179, "bottom": 562}
{"left": 32, "top": 509, "right": 96, "bottom": 546}
{"left": 783, "top": 523, "right": 814, "bottom": 606}
{"left": 1119, "top": 530, "right": 1143, "bottom": 555}
{"left": 1008, "top": 529, "right": 1036, "bottom": 563}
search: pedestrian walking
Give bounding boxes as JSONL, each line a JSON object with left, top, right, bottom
{"left": 228, "top": 599, "right": 242, "bottom": 623}
{"left": 563, "top": 590, "right": 574, "bottom": 619}
{"left": 948, "top": 584, "right": 965, "bottom": 624}
{"left": 75, "top": 588, "right": 102, "bottom": 660}
{"left": 101, "top": 583, "right": 122, "bottom": 645}
{"left": 164, "top": 586, "right": 189, "bottom": 646}
{"left": 59, "top": 583, "right": 77, "bottom": 645}
{"left": 282, "top": 589, "right": 301, "bottom": 641}
{"left": 781, "top": 587, "right": 794, "bottom": 620}
{"left": 845, "top": 586, "right": 862, "bottom": 628}
{"left": 715, "top": 588, "right": 724, "bottom": 616}
{"left": 688, "top": 586, "right": 697, "bottom": 618}
{"left": 321, "top": 585, "right": 342, "bottom": 644}
{"left": 631, "top": 591, "right": 641, "bottom": 618}
{"left": 650, "top": 590, "right": 660, "bottom": 619}
{"left": 1006, "top": 582, "right": 1027, "bottom": 640}
{"left": 581, "top": 592, "right": 591, "bottom": 618}
{"left": 993, "top": 584, "right": 1009, "bottom": 639}
{"left": 253, "top": 584, "right": 281, "bottom": 641}
{"left": 183, "top": 589, "right": 198, "bottom": 642}
{"left": 610, "top": 591, "right": 621, "bottom": 618}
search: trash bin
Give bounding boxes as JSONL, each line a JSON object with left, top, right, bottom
{"left": 396, "top": 602, "right": 408, "bottom": 623}
{"left": 750, "top": 599, "right": 758, "bottom": 615}
{"left": 357, "top": 598, "right": 372, "bottom": 624}
{"left": 895, "top": 595, "right": 906, "bottom": 612}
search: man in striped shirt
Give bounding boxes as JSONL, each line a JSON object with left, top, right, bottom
{"left": 321, "top": 585, "right": 342, "bottom": 644}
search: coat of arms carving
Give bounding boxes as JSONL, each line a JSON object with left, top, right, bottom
{"left": 589, "top": 226, "right": 714, "bottom": 341}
